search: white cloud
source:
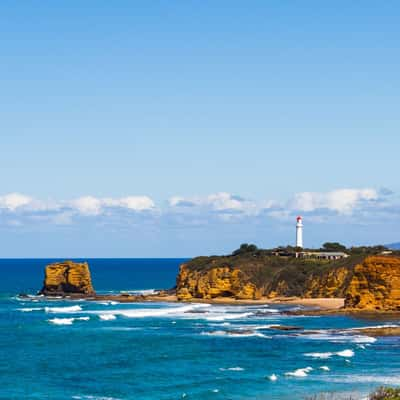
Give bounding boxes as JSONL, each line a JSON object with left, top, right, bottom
{"left": 168, "top": 192, "right": 267, "bottom": 216}
{"left": 207, "top": 192, "right": 246, "bottom": 211}
{"left": 102, "top": 196, "right": 155, "bottom": 211}
{"left": 290, "top": 188, "right": 378, "bottom": 214}
{"left": 71, "top": 196, "right": 103, "bottom": 216}
{"left": 0, "top": 193, "right": 32, "bottom": 211}
{"left": 70, "top": 195, "right": 155, "bottom": 216}
{"left": 0, "top": 188, "right": 392, "bottom": 230}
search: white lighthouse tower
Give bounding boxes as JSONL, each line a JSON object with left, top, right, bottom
{"left": 296, "top": 216, "right": 303, "bottom": 248}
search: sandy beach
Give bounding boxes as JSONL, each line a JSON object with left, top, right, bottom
{"left": 119, "top": 294, "right": 345, "bottom": 310}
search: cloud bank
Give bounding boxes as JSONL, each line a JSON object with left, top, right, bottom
{"left": 0, "top": 188, "right": 395, "bottom": 228}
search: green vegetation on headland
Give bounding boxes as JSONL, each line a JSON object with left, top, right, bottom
{"left": 228, "top": 242, "right": 396, "bottom": 258}
{"left": 177, "top": 243, "right": 400, "bottom": 311}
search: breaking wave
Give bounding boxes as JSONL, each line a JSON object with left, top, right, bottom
{"left": 204, "top": 312, "right": 254, "bottom": 321}
{"left": 201, "top": 330, "right": 270, "bottom": 338}
{"left": 99, "top": 314, "right": 117, "bottom": 321}
{"left": 97, "top": 301, "right": 119, "bottom": 306}
{"left": 269, "top": 374, "right": 278, "bottom": 381}
{"left": 285, "top": 367, "right": 313, "bottom": 377}
{"left": 305, "top": 349, "right": 354, "bottom": 359}
{"left": 45, "top": 305, "right": 83, "bottom": 313}
{"left": 300, "top": 332, "right": 376, "bottom": 344}
{"left": 48, "top": 316, "right": 89, "bottom": 325}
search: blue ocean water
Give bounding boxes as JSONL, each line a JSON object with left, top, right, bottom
{"left": 0, "top": 259, "right": 399, "bottom": 400}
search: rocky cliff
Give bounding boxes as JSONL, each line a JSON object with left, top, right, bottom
{"left": 176, "top": 254, "right": 400, "bottom": 311}
{"left": 40, "top": 260, "right": 95, "bottom": 296}
{"left": 344, "top": 256, "right": 400, "bottom": 311}
{"left": 177, "top": 265, "right": 262, "bottom": 300}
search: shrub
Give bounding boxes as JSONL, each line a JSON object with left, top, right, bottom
{"left": 369, "top": 387, "right": 400, "bottom": 400}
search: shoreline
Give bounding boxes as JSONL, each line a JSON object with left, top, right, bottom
{"left": 149, "top": 295, "right": 345, "bottom": 310}
{"left": 53, "top": 293, "right": 344, "bottom": 310}
{"left": 28, "top": 293, "right": 400, "bottom": 318}
{"left": 34, "top": 292, "right": 344, "bottom": 310}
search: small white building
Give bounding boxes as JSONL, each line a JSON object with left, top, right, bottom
{"left": 297, "top": 251, "right": 349, "bottom": 260}
{"left": 294, "top": 217, "right": 348, "bottom": 260}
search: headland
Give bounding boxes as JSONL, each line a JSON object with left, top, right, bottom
{"left": 35, "top": 244, "right": 400, "bottom": 318}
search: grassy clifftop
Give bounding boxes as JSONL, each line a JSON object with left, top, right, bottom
{"left": 177, "top": 248, "right": 400, "bottom": 311}
{"left": 180, "top": 252, "right": 363, "bottom": 298}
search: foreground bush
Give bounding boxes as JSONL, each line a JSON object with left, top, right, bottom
{"left": 305, "top": 387, "right": 400, "bottom": 400}
{"left": 369, "top": 387, "right": 400, "bottom": 400}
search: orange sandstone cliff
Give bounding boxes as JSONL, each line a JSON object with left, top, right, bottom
{"left": 176, "top": 265, "right": 262, "bottom": 300}
{"left": 176, "top": 255, "right": 400, "bottom": 311}
{"left": 344, "top": 256, "right": 400, "bottom": 311}
{"left": 40, "top": 260, "right": 95, "bottom": 296}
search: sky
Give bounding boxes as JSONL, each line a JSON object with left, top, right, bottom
{"left": 0, "top": 1, "right": 399, "bottom": 257}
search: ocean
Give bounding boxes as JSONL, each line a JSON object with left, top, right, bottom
{"left": 0, "top": 259, "right": 399, "bottom": 400}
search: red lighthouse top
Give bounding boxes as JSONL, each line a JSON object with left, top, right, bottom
{"left": 297, "top": 216, "right": 302, "bottom": 222}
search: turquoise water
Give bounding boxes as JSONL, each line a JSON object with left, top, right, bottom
{"left": 0, "top": 259, "right": 399, "bottom": 400}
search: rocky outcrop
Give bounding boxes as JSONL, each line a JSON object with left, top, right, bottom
{"left": 266, "top": 265, "right": 352, "bottom": 299}
{"left": 40, "top": 261, "right": 95, "bottom": 296}
{"left": 344, "top": 256, "right": 400, "bottom": 311}
{"left": 176, "top": 254, "right": 400, "bottom": 311}
{"left": 176, "top": 264, "right": 262, "bottom": 300}
{"left": 176, "top": 257, "right": 354, "bottom": 302}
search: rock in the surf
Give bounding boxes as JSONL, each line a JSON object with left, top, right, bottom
{"left": 40, "top": 260, "right": 95, "bottom": 296}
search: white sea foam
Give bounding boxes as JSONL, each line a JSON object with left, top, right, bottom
{"left": 90, "top": 303, "right": 212, "bottom": 319}
{"left": 234, "top": 324, "right": 275, "bottom": 330}
{"left": 15, "top": 294, "right": 44, "bottom": 301}
{"left": 48, "top": 316, "right": 89, "bottom": 325}
{"left": 305, "top": 352, "right": 333, "bottom": 359}
{"left": 45, "top": 305, "right": 82, "bottom": 313}
{"left": 204, "top": 312, "right": 253, "bottom": 321}
{"left": 99, "top": 314, "right": 116, "bottom": 321}
{"left": 18, "top": 307, "right": 42, "bottom": 312}
{"left": 320, "top": 366, "right": 330, "bottom": 371}
{"left": 101, "top": 327, "right": 142, "bottom": 332}
{"left": 201, "top": 330, "right": 270, "bottom": 338}
{"left": 323, "top": 375, "right": 400, "bottom": 385}
{"left": 336, "top": 349, "right": 354, "bottom": 357}
{"left": 285, "top": 367, "right": 313, "bottom": 377}
{"left": 269, "top": 374, "right": 278, "bottom": 381}
{"left": 350, "top": 324, "right": 399, "bottom": 330}
{"left": 350, "top": 336, "right": 376, "bottom": 344}
{"left": 305, "top": 349, "right": 354, "bottom": 359}
{"left": 219, "top": 367, "right": 244, "bottom": 371}
{"left": 77, "top": 317, "right": 90, "bottom": 321}
{"left": 48, "top": 317, "right": 75, "bottom": 325}
{"left": 300, "top": 332, "right": 376, "bottom": 344}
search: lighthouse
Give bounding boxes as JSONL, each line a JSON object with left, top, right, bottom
{"left": 296, "top": 216, "right": 303, "bottom": 248}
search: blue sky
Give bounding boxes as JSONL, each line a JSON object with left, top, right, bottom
{"left": 0, "top": 1, "right": 399, "bottom": 257}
